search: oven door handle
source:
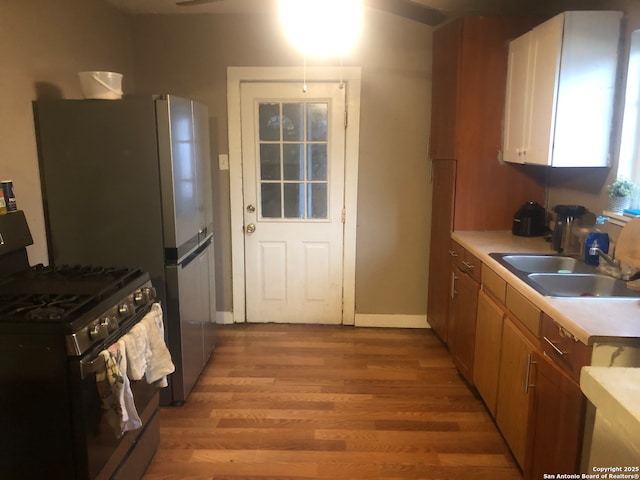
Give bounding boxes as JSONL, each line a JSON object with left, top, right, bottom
{"left": 80, "top": 354, "right": 107, "bottom": 380}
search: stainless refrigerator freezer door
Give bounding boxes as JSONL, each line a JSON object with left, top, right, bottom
{"left": 164, "top": 239, "right": 215, "bottom": 403}
{"left": 157, "top": 96, "right": 213, "bottom": 260}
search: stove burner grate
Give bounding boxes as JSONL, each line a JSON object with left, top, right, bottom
{"left": 0, "top": 293, "right": 94, "bottom": 322}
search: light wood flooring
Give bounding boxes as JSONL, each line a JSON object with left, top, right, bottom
{"left": 143, "top": 324, "right": 522, "bottom": 479}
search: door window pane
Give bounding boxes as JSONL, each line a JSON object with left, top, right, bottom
{"left": 307, "top": 103, "right": 328, "bottom": 141}
{"left": 282, "top": 103, "right": 304, "bottom": 141}
{"left": 308, "top": 183, "right": 327, "bottom": 218}
{"left": 284, "top": 183, "right": 304, "bottom": 218}
{"left": 259, "top": 103, "right": 280, "bottom": 141}
{"left": 260, "top": 144, "right": 281, "bottom": 180}
{"left": 261, "top": 183, "right": 281, "bottom": 218}
{"left": 283, "top": 144, "right": 304, "bottom": 180}
{"left": 307, "top": 144, "right": 327, "bottom": 181}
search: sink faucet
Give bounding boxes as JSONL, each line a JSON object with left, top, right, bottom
{"left": 588, "top": 247, "right": 620, "bottom": 269}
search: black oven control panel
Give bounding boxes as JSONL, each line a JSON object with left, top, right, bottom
{"left": 65, "top": 281, "right": 156, "bottom": 356}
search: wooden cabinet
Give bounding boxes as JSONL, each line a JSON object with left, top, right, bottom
{"left": 496, "top": 317, "right": 537, "bottom": 468}
{"left": 523, "top": 313, "right": 592, "bottom": 479}
{"left": 503, "top": 11, "right": 622, "bottom": 167}
{"left": 473, "top": 289, "right": 504, "bottom": 416}
{"left": 525, "top": 351, "right": 587, "bottom": 479}
{"left": 426, "top": 160, "right": 455, "bottom": 342}
{"left": 427, "top": 16, "right": 545, "bottom": 231}
{"left": 448, "top": 241, "right": 480, "bottom": 384}
{"left": 426, "top": 16, "right": 545, "bottom": 347}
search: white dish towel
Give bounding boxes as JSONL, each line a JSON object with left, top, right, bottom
{"left": 141, "top": 302, "right": 175, "bottom": 387}
{"left": 95, "top": 340, "right": 142, "bottom": 438}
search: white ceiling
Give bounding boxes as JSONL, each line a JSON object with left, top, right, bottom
{"left": 102, "top": 0, "right": 576, "bottom": 18}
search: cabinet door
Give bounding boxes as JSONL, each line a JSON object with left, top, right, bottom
{"left": 502, "top": 32, "right": 532, "bottom": 164}
{"left": 429, "top": 19, "right": 461, "bottom": 160}
{"left": 525, "top": 352, "right": 586, "bottom": 480}
{"left": 426, "top": 160, "right": 456, "bottom": 342}
{"left": 496, "top": 317, "right": 536, "bottom": 468}
{"left": 526, "top": 14, "right": 563, "bottom": 166}
{"left": 449, "top": 264, "right": 479, "bottom": 384}
{"left": 473, "top": 290, "right": 504, "bottom": 416}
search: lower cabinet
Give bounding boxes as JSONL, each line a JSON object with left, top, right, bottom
{"left": 495, "top": 317, "right": 537, "bottom": 468}
{"left": 525, "top": 351, "right": 587, "bottom": 479}
{"left": 449, "top": 240, "right": 480, "bottom": 385}
{"left": 473, "top": 290, "right": 504, "bottom": 416}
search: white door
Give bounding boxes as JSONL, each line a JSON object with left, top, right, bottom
{"left": 240, "top": 82, "right": 346, "bottom": 324}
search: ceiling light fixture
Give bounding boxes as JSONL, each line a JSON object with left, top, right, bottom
{"left": 278, "top": 0, "right": 363, "bottom": 58}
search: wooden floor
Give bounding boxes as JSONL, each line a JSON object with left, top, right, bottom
{"left": 143, "top": 324, "right": 522, "bottom": 480}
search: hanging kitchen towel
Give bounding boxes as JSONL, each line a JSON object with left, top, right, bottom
{"left": 121, "top": 321, "right": 150, "bottom": 381}
{"left": 95, "top": 340, "right": 142, "bottom": 438}
{"left": 141, "top": 302, "right": 175, "bottom": 387}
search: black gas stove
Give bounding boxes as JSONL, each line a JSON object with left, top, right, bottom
{"left": 0, "top": 212, "right": 161, "bottom": 479}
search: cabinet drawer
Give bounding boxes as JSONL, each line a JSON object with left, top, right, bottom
{"left": 449, "top": 239, "right": 465, "bottom": 268}
{"left": 482, "top": 264, "right": 506, "bottom": 304}
{"left": 505, "top": 285, "right": 541, "bottom": 336}
{"left": 449, "top": 239, "right": 481, "bottom": 282}
{"left": 541, "top": 314, "right": 592, "bottom": 383}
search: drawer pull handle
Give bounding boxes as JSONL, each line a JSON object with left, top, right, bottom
{"left": 462, "top": 261, "right": 475, "bottom": 269}
{"left": 525, "top": 353, "right": 536, "bottom": 393}
{"left": 448, "top": 250, "right": 458, "bottom": 257}
{"left": 544, "top": 336, "right": 566, "bottom": 357}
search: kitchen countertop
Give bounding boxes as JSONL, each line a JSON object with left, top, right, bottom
{"left": 452, "top": 230, "right": 640, "bottom": 345}
{"left": 580, "top": 366, "right": 640, "bottom": 459}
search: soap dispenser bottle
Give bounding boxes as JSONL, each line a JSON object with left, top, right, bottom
{"left": 584, "top": 216, "right": 610, "bottom": 266}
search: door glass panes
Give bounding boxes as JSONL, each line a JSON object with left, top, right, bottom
{"left": 261, "top": 183, "right": 281, "bottom": 218}
{"left": 260, "top": 144, "right": 281, "bottom": 180}
{"left": 257, "top": 101, "right": 329, "bottom": 219}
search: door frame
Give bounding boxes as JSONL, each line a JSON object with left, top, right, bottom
{"left": 227, "top": 66, "right": 361, "bottom": 325}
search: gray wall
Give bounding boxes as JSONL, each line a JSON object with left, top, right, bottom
{"left": 0, "top": 0, "right": 134, "bottom": 266}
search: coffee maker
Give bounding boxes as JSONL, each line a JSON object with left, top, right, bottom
{"left": 551, "top": 205, "right": 587, "bottom": 253}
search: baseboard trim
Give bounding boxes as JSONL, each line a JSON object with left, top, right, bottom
{"left": 218, "top": 311, "right": 431, "bottom": 329}
{"left": 354, "top": 314, "right": 430, "bottom": 329}
{"left": 216, "top": 311, "right": 235, "bottom": 325}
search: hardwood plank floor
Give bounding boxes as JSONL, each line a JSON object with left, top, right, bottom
{"left": 143, "top": 324, "right": 522, "bottom": 479}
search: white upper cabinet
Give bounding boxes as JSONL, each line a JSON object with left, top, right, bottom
{"left": 502, "top": 11, "right": 622, "bottom": 167}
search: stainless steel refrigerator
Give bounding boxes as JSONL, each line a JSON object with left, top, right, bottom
{"left": 33, "top": 95, "right": 216, "bottom": 405}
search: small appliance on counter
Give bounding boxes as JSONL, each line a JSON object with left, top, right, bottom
{"left": 512, "top": 201, "right": 547, "bottom": 237}
{"left": 551, "top": 204, "right": 587, "bottom": 253}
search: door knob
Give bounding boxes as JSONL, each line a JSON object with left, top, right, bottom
{"left": 245, "top": 223, "right": 256, "bottom": 234}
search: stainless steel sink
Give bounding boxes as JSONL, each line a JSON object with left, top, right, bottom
{"left": 489, "top": 252, "right": 640, "bottom": 298}
{"left": 527, "top": 273, "right": 639, "bottom": 298}
{"left": 500, "top": 254, "right": 580, "bottom": 273}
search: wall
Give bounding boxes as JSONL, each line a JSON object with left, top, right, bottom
{"left": 130, "top": 11, "right": 433, "bottom": 317}
{"left": 0, "top": 0, "right": 134, "bottom": 266}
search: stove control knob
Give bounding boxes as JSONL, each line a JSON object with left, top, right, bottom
{"left": 118, "top": 303, "right": 130, "bottom": 316}
{"left": 134, "top": 290, "right": 145, "bottom": 305}
{"left": 88, "top": 321, "right": 109, "bottom": 340}
{"left": 102, "top": 316, "right": 119, "bottom": 333}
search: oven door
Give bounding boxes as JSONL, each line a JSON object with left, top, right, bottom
{"left": 72, "top": 312, "right": 161, "bottom": 480}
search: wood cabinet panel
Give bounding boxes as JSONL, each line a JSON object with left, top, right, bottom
{"left": 474, "top": 290, "right": 504, "bottom": 416}
{"left": 525, "top": 351, "right": 587, "bottom": 479}
{"left": 481, "top": 264, "right": 506, "bottom": 304}
{"left": 496, "top": 317, "right": 536, "bottom": 468}
{"left": 506, "top": 285, "right": 541, "bottom": 337}
{"left": 541, "top": 313, "right": 593, "bottom": 383}
{"left": 426, "top": 160, "right": 456, "bottom": 342}
{"left": 449, "top": 260, "right": 479, "bottom": 385}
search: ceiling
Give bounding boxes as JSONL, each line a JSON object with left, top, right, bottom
{"left": 103, "top": 0, "right": 603, "bottom": 23}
